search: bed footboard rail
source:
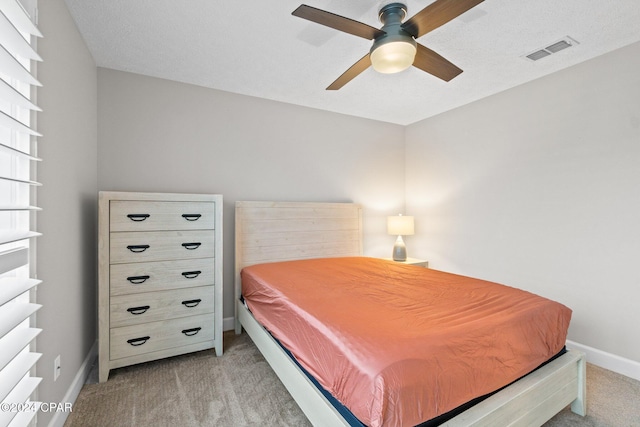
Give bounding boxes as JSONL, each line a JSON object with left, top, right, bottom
{"left": 443, "top": 349, "right": 587, "bottom": 426}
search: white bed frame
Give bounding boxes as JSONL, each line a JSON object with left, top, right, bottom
{"left": 234, "top": 201, "right": 586, "bottom": 427}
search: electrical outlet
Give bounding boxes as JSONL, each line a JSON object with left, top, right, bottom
{"left": 54, "top": 355, "right": 61, "bottom": 381}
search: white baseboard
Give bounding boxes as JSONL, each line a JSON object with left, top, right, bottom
{"left": 223, "top": 316, "right": 235, "bottom": 332}
{"left": 567, "top": 340, "right": 640, "bottom": 381}
{"left": 47, "top": 340, "right": 98, "bottom": 427}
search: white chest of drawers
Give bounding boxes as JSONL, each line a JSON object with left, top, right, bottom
{"left": 98, "top": 191, "right": 223, "bottom": 382}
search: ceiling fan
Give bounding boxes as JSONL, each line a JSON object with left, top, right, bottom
{"left": 292, "top": 0, "right": 485, "bottom": 90}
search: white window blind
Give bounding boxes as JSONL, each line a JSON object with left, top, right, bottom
{"left": 0, "top": 0, "right": 42, "bottom": 426}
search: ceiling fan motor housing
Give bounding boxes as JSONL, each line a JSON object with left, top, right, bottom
{"left": 370, "top": 2, "right": 417, "bottom": 73}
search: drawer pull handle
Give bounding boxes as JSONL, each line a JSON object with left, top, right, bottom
{"left": 181, "top": 327, "right": 201, "bottom": 336}
{"left": 182, "top": 214, "right": 202, "bottom": 221}
{"left": 127, "top": 336, "right": 150, "bottom": 346}
{"left": 127, "top": 244, "right": 150, "bottom": 253}
{"left": 181, "top": 242, "right": 201, "bottom": 250}
{"left": 181, "top": 299, "right": 202, "bottom": 308}
{"left": 181, "top": 270, "right": 201, "bottom": 279}
{"left": 127, "top": 305, "right": 150, "bottom": 315}
{"left": 127, "top": 214, "right": 150, "bottom": 222}
{"left": 127, "top": 275, "right": 150, "bottom": 284}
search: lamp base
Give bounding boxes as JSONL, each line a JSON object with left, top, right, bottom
{"left": 392, "top": 235, "right": 407, "bottom": 262}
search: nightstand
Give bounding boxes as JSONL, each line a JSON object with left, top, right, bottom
{"left": 383, "top": 257, "right": 429, "bottom": 267}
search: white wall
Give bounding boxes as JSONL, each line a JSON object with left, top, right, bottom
{"left": 36, "top": 0, "right": 98, "bottom": 425}
{"left": 97, "top": 68, "right": 406, "bottom": 321}
{"left": 405, "top": 41, "right": 640, "bottom": 363}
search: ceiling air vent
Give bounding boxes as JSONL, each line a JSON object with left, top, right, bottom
{"left": 526, "top": 50, "right": 551, "bottom": 61}
{"left": 524, "top": 36, "right": 579, "bottom": 61}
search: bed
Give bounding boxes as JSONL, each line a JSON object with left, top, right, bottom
{"left": 234, "top": 201, "right": 586, "bottom": 426}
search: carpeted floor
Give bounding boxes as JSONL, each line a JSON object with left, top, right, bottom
{"left": 65, "top": 332, "right": 640, "bottom": 427}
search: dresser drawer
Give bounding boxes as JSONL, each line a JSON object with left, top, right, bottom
{"left": 110, "top": 201, "right": 215, "bottom": 232}
{"left": 110, "top": 313, "right": 215, "bottom": 360}
{"left": 110, "top": 230, "right": 215, "bottom": 264}
{"left": 110, "top": 286, "right": 214, "bottom": 327}
{"left": 110, "top": 258, "right": 215, "bottom": 296}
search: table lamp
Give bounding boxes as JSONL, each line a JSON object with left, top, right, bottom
{"left": 387, "top": 214, "right": 414, "bottom": 262}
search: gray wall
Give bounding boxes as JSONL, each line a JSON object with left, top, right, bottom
{"left": 36, "top": 0, "right": 98, "bottom": 425}
{"left": 405, "top": 41, "right": 640, "bottom": 363}
{"left": 97, "top": 68, "right": 407, "bottom": 321}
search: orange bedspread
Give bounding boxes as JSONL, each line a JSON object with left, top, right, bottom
{"left": 241, "top": 257, "right": 571, "bottom": 427}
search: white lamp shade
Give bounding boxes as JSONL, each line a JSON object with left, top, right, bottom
{"left": 370, "top": 41, "right": 417, "bottom": 74}
{"left": 387, "top": 215, "right": 414, "bottom": 236}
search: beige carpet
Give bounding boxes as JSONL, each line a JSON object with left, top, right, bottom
{"left": 65, "top": 332, "right": 640, "bottom": 427}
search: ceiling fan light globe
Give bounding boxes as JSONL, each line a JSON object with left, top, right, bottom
{"left": 370, "top": 40, "right": 417, "bottom": 74}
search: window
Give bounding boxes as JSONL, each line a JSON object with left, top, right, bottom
{"left": 0, "top": 0, "right": 43, "bottom": 426}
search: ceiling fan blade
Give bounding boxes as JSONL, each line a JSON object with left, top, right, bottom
{"left": 402, "top": 0, "right": 484, "bottom": 38}
{"left": 293, "top": 4, "right": 385, "bottom": 40}
{"left": 327, "top": 53, "right": 372, "bottom": 90}
{"left": 412, "top": 43, "right": 463, "bottom": 82}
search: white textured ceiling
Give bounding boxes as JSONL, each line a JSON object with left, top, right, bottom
{"left": 63, "top": 0, "right": 640, "bottom": 125}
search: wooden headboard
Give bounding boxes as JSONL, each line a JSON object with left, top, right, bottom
{"left": 234, "top": 201, "right": 363, "bottom": 327}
